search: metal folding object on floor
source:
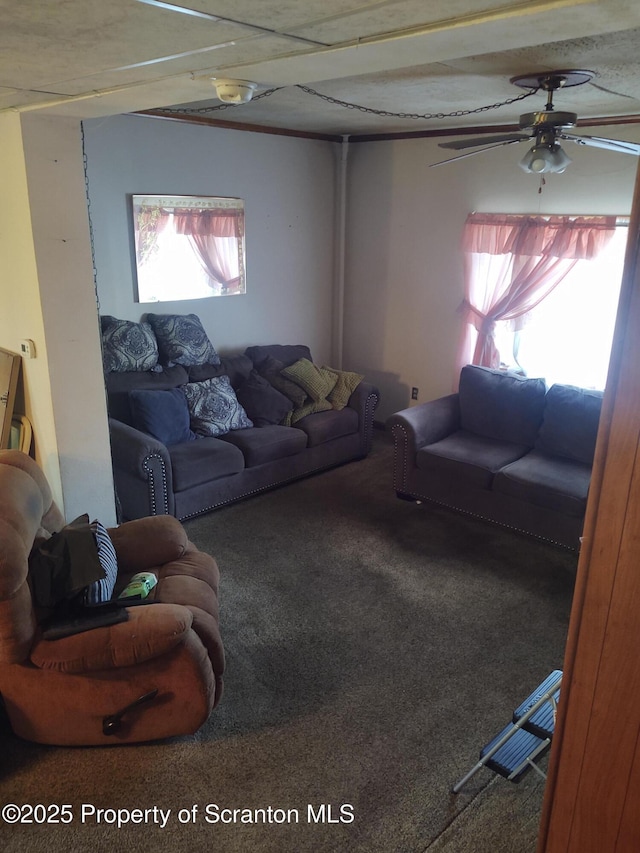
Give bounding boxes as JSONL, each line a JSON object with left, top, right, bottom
{"left": 452, "top": 670, "right": 563, "bottom": 794}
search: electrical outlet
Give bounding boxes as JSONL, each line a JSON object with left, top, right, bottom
{"left": 411, "top": 387, "right": 419, "bottom": 400}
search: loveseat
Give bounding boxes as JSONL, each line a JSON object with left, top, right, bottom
{"left": 0, "top": 449, "right": 224, "bottom": 746}
{"left": 103, "top": 315, "right": 379, "bottom": 522}
{"left": 386, "top": 365, "right": 603, "bottom": 550}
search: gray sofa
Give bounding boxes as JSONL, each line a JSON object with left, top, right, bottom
{"left": 107, "top": 344, "right": 379, "bottom": 521}
{"left": 386, "top": 365, "right": 603, "bottom": 550}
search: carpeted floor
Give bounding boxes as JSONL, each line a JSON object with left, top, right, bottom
{"left": 0, "top": 432, "right": 577, "bottom": 852}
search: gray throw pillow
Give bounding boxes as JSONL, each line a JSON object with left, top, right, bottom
{"left": 236, "top": 370, "right": 293, "bottom": 427}
{"left": 258, "top": 355, "right": 308, "bottom": 408}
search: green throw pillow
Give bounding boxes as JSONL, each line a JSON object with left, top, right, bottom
{"left": 290, "top": 398, "right": 333, "bottom": 424}
{"left": 322, "top": 366, "right": 364, "bottom": 410}
{"left": 281, "top": 358, "right": 337, "bottom": 403}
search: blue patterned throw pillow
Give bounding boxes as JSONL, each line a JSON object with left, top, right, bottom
{"left": 184, "top": 376, "right": 253, "bottom": 437}
{"left": 101, "top": 316, "right": 159, "bottom": 373}
{"left": 146, "top": 313, "right": 220, "bottom": 367}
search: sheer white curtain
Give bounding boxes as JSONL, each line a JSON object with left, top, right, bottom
{"left": 173, "top": 209, "right": 243, "bottom": 294}
{"left": 456, "top": 213, "right": 617, "bottom": 379}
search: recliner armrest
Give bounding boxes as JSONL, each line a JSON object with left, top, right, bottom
{"left": 108, "top": 516, "right": 188, "bottom": 573}
{"left": 30, "top": 603, "right": 193, "bottom": 673}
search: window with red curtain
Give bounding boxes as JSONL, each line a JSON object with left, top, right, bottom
{"left": 456, "top": 212, "right": 620, "bottom": 389}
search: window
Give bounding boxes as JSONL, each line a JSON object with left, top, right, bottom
{"left": 494, "top": 225, "right": 627, "bottom": 390}
{"left": 458, "top": 212, "right": 622, "bottom": 392}
{"left": 132, "top": 195, "right": 246, "bottom": 303}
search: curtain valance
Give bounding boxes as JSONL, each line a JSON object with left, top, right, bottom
{"left": 462, "top": 213, "right": 617, "bottom": 260}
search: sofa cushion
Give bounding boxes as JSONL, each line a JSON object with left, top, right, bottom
{"left": 281, "top": 358, "right": 337, "bottom": 403}
{"left": 100, "top": 316, "right": 160, "bottom": 373}
{"left": 245, "top": 344, "right": 312, "bottom": 370}
{"left": 220, "top": 425, "right": 307, "bottom": 467}
{"left": 235, "top": 370, "right": 293, "bottom": 427}
{"left": 129, "top": 388, "right": 195, "bottom": 445}
{"left": 295, "top": 407, "right": 359, "bottom": 447}
{"left": 536, "top": 384, "right": 603, "bottom": 465}
{"left": 183, "top": 376, "right": 253, "bottom": 438}
{"left": 416, "top": 430, "right": 530, "bottom": 489}
{"left": 459, "top": 365, "right": 547, "bottom": 446}
{"left": 493, "top": 450, "right": 592, "bottom": 517}
{"left": 169, "top": 438, "right": 245, "bottom": 492}
{"left": 147, "top": 313, "right": 220, "bottom": 367}
{"left": 257, "top": 356, "right": 308, "bottom": 408}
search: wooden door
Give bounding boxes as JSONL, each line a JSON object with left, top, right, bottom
{"left": 538, "top": 167, "right": 640, "bottom": 851}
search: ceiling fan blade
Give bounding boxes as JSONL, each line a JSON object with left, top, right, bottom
{"left": 431, "top": 138, "right": 526, "bottom": 167}
{"left": 439, "top": 134, "right": 529, "bottom": 151}
{"left": 560, "top": 133, "right": 640, "bottom": 156}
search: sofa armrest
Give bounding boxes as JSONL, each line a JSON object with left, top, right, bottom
{"left": 347, "top": 381, "right": 380, "bottom": 454}
{"left": 387, "top": 394, "right": 460, "bottom": 450}
{"left": 108, "top": 418, "right": 175, "bottom": 519}
{"left": 386, "top": 394, "right": 460, "bottom": 495}
{"left": 30, "top": 603, "right": 193, "bottom": 673}
{"left": 108, "top": 516, "right": 188, "bottom": 573}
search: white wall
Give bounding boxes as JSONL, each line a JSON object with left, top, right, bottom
{"left": 0, "top": 112, "right": 62, "bottom": 504}
{"left": 83, "top": 114, "right": 338, "bottom": 366}
{"left": 21, "top": 114, "right": 116, "bottom": 523}
{"left": 1, "top": 113, "right": 115, "bottom": 523}
{"left": 344, "top": 125, "right": 640, "bottom": 421}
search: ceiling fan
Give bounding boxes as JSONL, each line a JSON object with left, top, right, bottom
{"left": 433, "top": 70, "right": 640, "bottom": 173}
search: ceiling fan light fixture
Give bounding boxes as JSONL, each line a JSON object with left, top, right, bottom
{"left": 519, "top": 143, "right": 572, "bottom": 174}
{"left": 210, "top": 78, "right": 257, "bottom": 104}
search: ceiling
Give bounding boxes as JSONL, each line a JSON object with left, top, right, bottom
{"left": 3, "top": 0, "right": 640, "bottom": 138}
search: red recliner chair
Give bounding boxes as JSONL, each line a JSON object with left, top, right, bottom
{"left": 0, "top": 449, "right": 224, "bottom": 746}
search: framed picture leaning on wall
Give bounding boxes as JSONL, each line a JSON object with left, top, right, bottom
{"left": 131, "top": 195, "right": 246, "bottom": 303}
{"left": 0, "top": 348, "right": 21, "bottom": 449}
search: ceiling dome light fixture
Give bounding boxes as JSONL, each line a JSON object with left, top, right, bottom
{"left": 519, "top": 142, "right": 572, "bottom": 174}
{"left": 518, "top": 123, "right": 572, "bottom": 174}
{"left": 210, "top": 78, "right": 257, "bottom": 104}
